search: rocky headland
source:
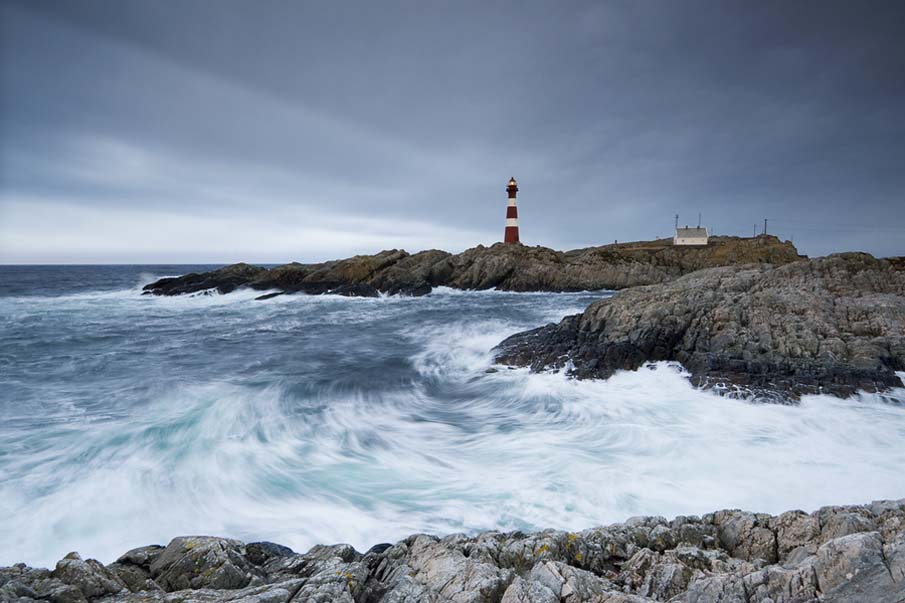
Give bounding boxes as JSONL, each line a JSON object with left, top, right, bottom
{"left": 4, "top": 500, "right": 904, "bottom": 603}
{"left": 142, "top": 236, "right": 801, "bottom": 298}
{"left": 495, "top": 253, "right": 905, "bottom": 399}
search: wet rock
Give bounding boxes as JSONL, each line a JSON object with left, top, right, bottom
{"left": 143, "top": 264, "right": 268, "bottom": 296}
{"left": 496, "top": 253, "right": 905, "bottom": 400}
{"left": 252, "top": 291, "right": 285, "bottom": 301}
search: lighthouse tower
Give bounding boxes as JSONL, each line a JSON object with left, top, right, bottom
{"left": 504, "top": 177, "right": 520, "bottom": 244}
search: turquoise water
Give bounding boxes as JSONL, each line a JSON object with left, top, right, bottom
{"left": 2, "top": 265, "right": 904, "bottom": 568}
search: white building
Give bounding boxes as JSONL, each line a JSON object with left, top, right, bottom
{"left": 674, "top": 227, "right": 708, "bottom": 246}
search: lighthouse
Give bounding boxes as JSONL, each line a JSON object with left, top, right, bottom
{"left": 504, "top": 177, "right": 520, "bottom": 244}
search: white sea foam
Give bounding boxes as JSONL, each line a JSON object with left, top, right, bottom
{"left": 4, "top": 362, "right": 904, "bottom": 569}
{"left": 2, "top": 285, "right": 904, "bottom": 569}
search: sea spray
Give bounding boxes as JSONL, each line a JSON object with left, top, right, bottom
{"left": 1, "top": 265, "right": 904, "bottom": 568}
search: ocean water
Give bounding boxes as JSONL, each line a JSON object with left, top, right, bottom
{"left": 2, "top": 265, "right": 905, "bottom": 568}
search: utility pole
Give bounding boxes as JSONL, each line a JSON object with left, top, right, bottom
{"left": 675, "top": 214, "right": 679, "bottom": 230}
{"left": 697, "top": 213, "right": 702, "bottom": 228}
{"left": 753, "top": 225, "right": 757, "bottom": 237}
{"left": 764, "top": 218, "right": 768, "bottom": 235}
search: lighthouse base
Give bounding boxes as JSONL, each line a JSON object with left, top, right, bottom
{"left": 504, "top": 227, "right": 520, "bottom": 244}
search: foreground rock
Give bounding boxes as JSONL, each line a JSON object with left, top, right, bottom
{"left": 142, "top": 236, "right": 801, "bottom": 298}
{"left": 495, "top": 253, "right": 905, "bottom": 399}
{"left": 4, "top": 500, "right": 905, "bottom": 603}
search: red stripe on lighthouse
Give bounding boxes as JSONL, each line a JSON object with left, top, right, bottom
{"left": 504, "top": 177, "right": 520, "bottom": 244}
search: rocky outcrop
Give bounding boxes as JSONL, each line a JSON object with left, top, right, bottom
{"left": 142, "top": 236, "right": 802, "bottom": 298}
{"left": 888, "top": 256, "right": 905, "bottom": 272}
{"left": 495, "top": 253, "right": 905, "bottom": 399}
{"left": 4, "top": 499, "right": 905, "bottom": 603}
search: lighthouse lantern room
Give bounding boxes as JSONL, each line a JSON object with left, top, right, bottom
{"left": 504, "top": 177, "right": 520, "bottom": 244}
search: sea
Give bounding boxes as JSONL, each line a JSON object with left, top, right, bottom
{"left": 2, "top": 265, "right": 905, "bottom": 568}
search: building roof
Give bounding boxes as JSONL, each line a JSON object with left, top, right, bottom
{"left": 675, "top": 227, "right": 708, "bottom": 237}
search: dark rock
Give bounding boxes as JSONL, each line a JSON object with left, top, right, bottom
{"left": 51, "top": 552, "right": 125, "bottom": 599}
{"left": 142, "top": 264, "right": 268, "bottom": 296}
{"left": 365, "top": 543, "right": 393, "bottom": 556}
{"left": 328, "top": 282, "right": 380, "bottom": 297}
{"left": 33, "top": 582, "right": 86, "bottom": 603}
{"left": 105, "top": 545, "right": 164, "bottom": 593}
{"left": 244, "top": 542, "right": 293, "bottom": 567}
{"left": 495, "top": 253, "right": 905, "bottom": 400}
{"left": 114, "top": 545, "right": 164, "bottom": 569}
{"left": 142, "top": 236, "right": 801, "bottom": 298}
{"left": 253, "top": 291, "right": 285, "bottom": 301}
{"left": 0, "top": 579, "right": 38, "bottom": 600}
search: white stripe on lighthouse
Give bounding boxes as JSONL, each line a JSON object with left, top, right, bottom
{"left": 506, "top": 218, "right": 519, "bottom": 227}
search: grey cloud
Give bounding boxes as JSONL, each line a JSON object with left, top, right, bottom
{"left": 2, "top": 0, "right": 904, "bottom": 263}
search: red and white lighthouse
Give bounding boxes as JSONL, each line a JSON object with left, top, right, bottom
{"left": 504, "top": 177, "right": 520, "bottom": 244}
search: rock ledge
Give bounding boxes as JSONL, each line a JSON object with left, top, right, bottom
{"left": 4, "top": 500, "right": 905, "bottom": 603}
{"left": 142, "top": 236, "right": 802, "bottom": 298}
{"left": 495, "top": 253, "right": 905, "bottom": 399}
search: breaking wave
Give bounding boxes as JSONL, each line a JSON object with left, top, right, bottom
{"left": 1, "top": 265, "right": 904, "bottom": 568}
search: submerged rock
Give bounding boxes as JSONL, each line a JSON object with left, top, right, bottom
{"left": 495, "top": 253, "right": 905, "bottom": 399}
{"left": 4, "top": 499, "right": 905, "bottom": 603}
{"left": 142, "top": 236, "right": 801, "bottom": 298}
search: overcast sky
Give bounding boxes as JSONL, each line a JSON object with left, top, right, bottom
{"left": 2, "top": 1, "right": 904, "bottom": 263}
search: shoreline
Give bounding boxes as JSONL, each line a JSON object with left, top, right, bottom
{"left": 4, "top": 499, "right": 904, "bottom": 602}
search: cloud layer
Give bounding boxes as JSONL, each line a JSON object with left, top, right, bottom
{"left": 2, "top": 0, "right": 904, "bottom": 262}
